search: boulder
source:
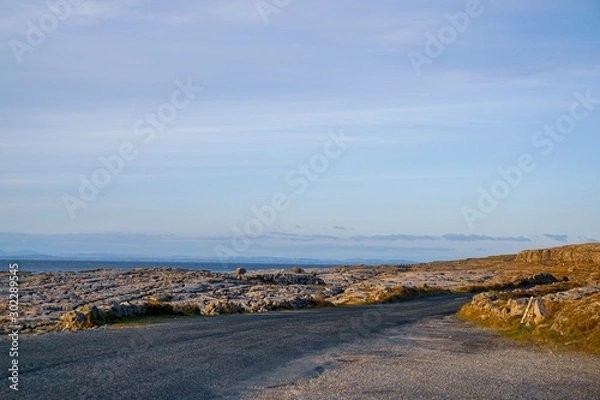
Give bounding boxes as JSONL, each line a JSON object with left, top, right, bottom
{"left": 256, "top": 273, "right": 325, "bottom": 286}
{"left": 532, "top": 298, "right": 548, "bottom": 324}
{"left": 58, "top": 310, "right": 86, "bottom": 330}
{"left": 57, "top": 305, "right": 102, "bottom": 330}
{"left": 506, "top": 297, "right": 529, "bottom": 317}
{"left": 200, "top": 302, "right": 223, "bottom": 316}
{"left": 527, "top": 273, "right": 558, "bottom": 286}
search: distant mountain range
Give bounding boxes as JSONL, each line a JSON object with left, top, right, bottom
{"left": 0, "top": 249, "right": 60, "bottom": 259}
{"left": 0, "top": 249, "right": 415, "bottom": 266}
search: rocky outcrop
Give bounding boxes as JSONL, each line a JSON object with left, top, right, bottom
{"left": 58, "top": 302, "right": 154, "bottom": 329}
{"left": 515, "top": 243, "right": 600, "bottom": 264}
{"left": 512, "top": 273, "right": 559, "bottom": 287}
{"left": 462, "top": 284, "right": 600, "bottom": 325}
{"left": 247, "top": 272, "right": 325, "bottom": 286}
{"left": 467, "top": 292, "right": 547, "bottom": 324}
{"left": 543, "top": 285, "right": 600, "bottom": 301}
{"left": 59, "top": 305, "right": 100, "bottom": 330}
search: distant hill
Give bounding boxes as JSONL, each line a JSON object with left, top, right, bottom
{"left": 0, "top": 249, "right": 57, "bottom": 260}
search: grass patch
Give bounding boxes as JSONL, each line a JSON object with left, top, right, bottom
{"left": 457, "top": 292, "right": 600, "bottom": 354}
{"left": 363, "top": 284, "right": 450, "bottom": 305}
{"left": 311, "top": 292, "right": 336, "bottom": 309}
{"left": 108, "top": 314, "right": 194, "bottom": 328}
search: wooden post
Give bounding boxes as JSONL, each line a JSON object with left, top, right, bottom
{"left": 520, "top": 296, "right": 534, "bottom": 324}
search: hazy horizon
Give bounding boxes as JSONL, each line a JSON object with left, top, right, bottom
{"left": 0, "top": 231, "right": 596, "bottom": 263}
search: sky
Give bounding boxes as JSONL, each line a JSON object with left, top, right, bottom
{"left": 1, "top": 0, "right": 599, "bottom": 262}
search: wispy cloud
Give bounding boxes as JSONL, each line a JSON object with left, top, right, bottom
{"left": 206, "top": 0, "right": 261, "bottom": 24}
{"left": 543, "top": 234, "right": 569, "bottom": 243}
{"left": 259, "top": 232, "right": 533, "bottom": 243}
{"left": 71, "top": 1, "right": 142, "bottom": 25}
{"left": 325, "top": 173, "right": 485, "bottom": 182}
{"left": 349, "top": 234, "right": 438, "bottom": 241}
{"left": 441, "top": 234, "right": 532, "bottom": 243}
{"left": 332, "top": 225, "right": 349, "bottom": 231}
{"left": 578, "top": 236, "right": 599, "bottom": 243}
{"left": 0, "top": 0, "right": 142, "bottom": 39}
{"left": 0, "top": 178, "right": 69, "bottom": 187}
{"left": 266, "top": 232, "right": 340, "bottom": 241}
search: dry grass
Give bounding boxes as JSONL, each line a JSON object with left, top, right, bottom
{"left": 311, "top": 292, "right": 336, "bottom": 308}
{"left": 445, "top": 246, "right": 600, "bottom": 353}
{"left": 418, "top": 251, "right": 599, "bottom": 286}
{"left": 492, "top": 281, "right": 580, "bottom": 300}
{"left": 369, "top": 284, "right": 449, "bottom": 304}
{"left": 145, "top": 298, "right": 175, "bottom": 316}
{"left": 108, "top": 314, "right": 186, "bottom": 328}
{"left": 457, "top": 293, "right": 600, "bottom": 354}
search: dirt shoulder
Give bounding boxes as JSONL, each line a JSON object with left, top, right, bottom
{"left": 244, "top": 315, "right": 600, "bottom": 400}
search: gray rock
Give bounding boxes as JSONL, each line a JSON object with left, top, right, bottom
{"left": 532, "top": 298, "right": 548, "bottom": 324}
{"left": 506, "top": 298, "right": 529, "bottom": 317}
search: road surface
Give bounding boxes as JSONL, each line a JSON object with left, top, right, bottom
{"left": 1, "top": 295, "right": 599, "bottom": 399}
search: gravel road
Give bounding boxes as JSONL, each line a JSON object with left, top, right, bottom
{"left": 1, "top": 295, "right": 598, "bottom": 400}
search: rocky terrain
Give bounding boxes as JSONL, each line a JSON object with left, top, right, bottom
{"left": 459, "top": 243, "right": 600, "bottom": 352}
{"left": 0, "top": 265, "right": 499, "bottom": 333}
{"left": 1, "top": 243, "right": 598, "bottom": 349}
{"left": 1, "top": 268, "right": 325, "bottom": 333}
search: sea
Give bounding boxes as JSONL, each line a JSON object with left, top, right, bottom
{"left": 7, "top": 259, "right": 343, "bottom": 273}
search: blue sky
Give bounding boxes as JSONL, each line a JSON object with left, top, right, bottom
{"left": 1, "top": 0, "right": 599, "bottom": 262}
